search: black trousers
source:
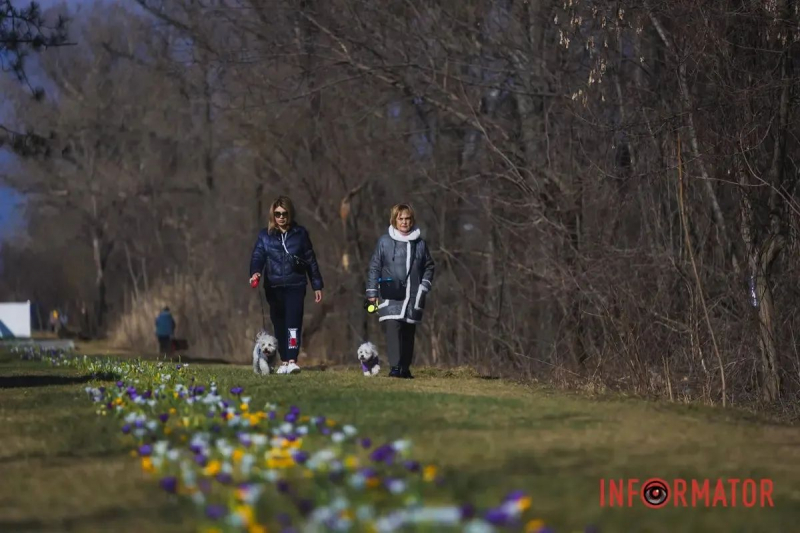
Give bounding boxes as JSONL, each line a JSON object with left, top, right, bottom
{"left": 383, "top": 320, "right": 416, "bottom": 368}
{"left": 266, "top": 286, "right": 306, "bottom": 361}
{"left": 157, "top": 336, "right": 172, "bottom": 354}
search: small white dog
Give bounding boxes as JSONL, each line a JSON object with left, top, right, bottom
{"left": 252, "top": 330, "right": 279, "bottom": 375}
{"left": 357, "top": 341, "right": 381, "bottom": 376}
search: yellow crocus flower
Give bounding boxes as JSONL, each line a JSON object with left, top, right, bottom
{"left": 422, "top": 465, "right": 437, "bottom": 482}
{"left": 203, "top": 460, "right": 221, "bottom": 476}
{"left": 525, "top": 518, "right": 545, "bottom": 532}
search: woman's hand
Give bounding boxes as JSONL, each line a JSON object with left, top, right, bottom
{"left": 315, "top": 290, "right": 323, "bottom": 303}
{"left": 249, "top": 273, "right": 261, "bottom": 287}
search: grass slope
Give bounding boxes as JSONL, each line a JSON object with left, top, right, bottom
{"left": 1, "top": 350, "right": 799, "bottom": 532}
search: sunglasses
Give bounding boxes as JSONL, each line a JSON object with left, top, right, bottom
{"left": 274, "top": 211, "right": 288, "bottom": 218}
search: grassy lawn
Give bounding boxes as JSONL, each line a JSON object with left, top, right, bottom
{"left": 1, "top": 349, "right": 800, "bottom": 532}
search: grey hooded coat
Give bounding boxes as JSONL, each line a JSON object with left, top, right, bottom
{"left": 366, "top": 225, "right": 435, "bottom": 323}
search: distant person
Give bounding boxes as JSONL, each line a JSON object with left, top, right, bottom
{"left": 366, "top": 203, "right": 435, "bottom": 378}
{"left": 249, "top": 195, "right": 324, "bottom": 375}
{"left": 155, "top": 306, "right": 176, "bottom": 355}
{"left": 49, "top": 309, "right": 59, "bottom": 332}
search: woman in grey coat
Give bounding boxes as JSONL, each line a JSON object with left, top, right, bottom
{"left": 366, "top": 203, "right": 435, "bottom": 378}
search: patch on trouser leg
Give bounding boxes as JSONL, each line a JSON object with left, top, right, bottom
{"left": 288, "top": 328, "right": 299, "bottom": 350}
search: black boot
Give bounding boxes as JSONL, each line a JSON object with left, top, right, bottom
{"left": 400, "top": 367, "right": 414, "bottom": 379}
{"left": 388, "top": 366, "right": 403, "bottom": 378}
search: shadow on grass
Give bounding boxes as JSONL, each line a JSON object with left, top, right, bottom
{"left": 0, "top": 445, "right": 126, "bottom": 465}
{"left": 0, "top": 371, "right": 118, "bottom": 389}
{"left": 0, "top": 501, "right": 191, "bottom": 532}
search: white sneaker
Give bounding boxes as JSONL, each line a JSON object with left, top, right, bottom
{"left": 276, "top": 363, "right": 288, "bottom": 374}
{"left": 285, "top": 362, "right": 301, "bottom": 374}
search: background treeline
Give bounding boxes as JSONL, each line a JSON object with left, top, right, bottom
{"left": 2, "top": 0, "right": 799, "bottom": 412}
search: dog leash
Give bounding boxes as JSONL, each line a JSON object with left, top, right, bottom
{"left": 257, "top": 287, "right": 267, "bottom": 330}
{"left": 251, "top": 263, "right": 268, "bottom": 331}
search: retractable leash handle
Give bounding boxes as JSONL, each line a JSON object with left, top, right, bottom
{"left": 364, "top": 299, "right": 379, "bottom": 314}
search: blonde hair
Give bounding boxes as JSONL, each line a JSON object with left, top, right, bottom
{"left": 268, "top": 196, "right": 295, "bottom": 233}
{"left": 389, "top": 203, "right": 415, "bottom": 228}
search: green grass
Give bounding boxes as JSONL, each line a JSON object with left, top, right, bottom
{"left": 1, "top": 350, "right": 800, "bottom": 532}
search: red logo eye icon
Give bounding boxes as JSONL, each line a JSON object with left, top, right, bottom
{"left": 642, "top": 479, "right": 669, "bottom": 508}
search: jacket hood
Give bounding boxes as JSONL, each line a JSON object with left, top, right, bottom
{"left": 388, "top": 225, "right": 420, "bottom": 242}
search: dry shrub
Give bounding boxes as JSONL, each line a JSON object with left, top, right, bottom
{"left": 107, "top": 272, "right": 259, "bottom": 363}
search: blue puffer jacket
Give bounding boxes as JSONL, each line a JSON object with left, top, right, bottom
{"left": 155, "top": 310, "right": 175, "bottom": 337}
{"left": 249, "top": 223, "right": 324, "bottom": 291}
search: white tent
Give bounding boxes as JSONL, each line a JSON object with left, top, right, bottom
{"left": 0, "top": 301, "right": 32, "bottom": 339}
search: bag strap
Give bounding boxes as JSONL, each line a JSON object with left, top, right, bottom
{"left": 404, "top": 240, "right": 417, "bottom": 283}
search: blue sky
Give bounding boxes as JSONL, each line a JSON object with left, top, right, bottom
{"left": 0, "top": 0, "right": 94, "bottom": 242}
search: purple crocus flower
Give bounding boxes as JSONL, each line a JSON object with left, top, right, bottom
{"left": 221, "top": 400, "right": 230, "bottom": 409}
{"left": 216, "top": 472, "right": 233, "bottom": 484}
{"left": 98, "top": 386, "right": 106, "bottom": 394}
{"left": 277, "top": 479, "right": 290, "bottom": 493}
{"left": 361, "top": 467, "right": 378, "bottom": 479}
{"left": 484, "top": 508, "right": 510, "bottom": 526}
{"left": 230, "top": 386, "right": 243, "bottom": 396}
{"left": 159, "top": 476, "right": 178, "bottom": 493}
{"left": 289, "top": 405, "right": 300, "bottom": 414}
{"left": 116, "top": 380, "right": 124, "bottom": 388}
{"left": 106, "top": 402, "right": 113, "bottom": 411}
{"left": 138, "top": 444, "right": 152, "bottom": 456}
{"left": 135, "top": 420, "right": 145, "bottom": 428}
{"left": 194, "top": 454, "right": 207, "bottom": 466}
{"left": 369, "top": 444, "right": 395, "bottom": 463}
{"left": 268, "top": 410, "right": 277, "bottom": 420}
{"left": 159, "top": 413, "right": 169, "bottom": 423}
{"left": 292, "top": 450, "right": 309, "bottom": 464}
{"left": 205, "top": 504, "right": 227, "bottom": 520}
{"left": 176, "top": 364, "right": 182, "bottom": 370}
{"left": 320, "top": 427, "right": 331, "bottom": 436}
{"left": 296, "top": 498, "right": 314, "bottom": 516}
{"left": 126, "top": 386, "right": 137, "bottom": 396}
{"left": 142, "top": 390, "right": 152, "bottom": 399}
{"left": 237, "top": 433, "right": 252, "bottom": 447}
{"left": 460, "top": 503, "right": 476, "bottom": 520}
{"left": 403, "top": 460, "right": 420, "bottom": 472}
{"left": 194, "top": 385, "right": 205, "bottom": 395}
{"left": 121, "top": 424, "right": 131, "bottom": 434}
{"left": 360, "top": 438, "right": 372, "bottom": 449}
{"left": 505, "top": 490, "right": 526, "bottom": 502}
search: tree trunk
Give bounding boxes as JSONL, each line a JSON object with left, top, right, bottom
{"left": 754, "top": 233, "right": 784, "bottom": 401}
{"left": 92, "top": 230, "right": 111, "bottom": 334}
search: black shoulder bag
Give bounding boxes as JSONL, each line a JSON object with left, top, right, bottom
{"left": 379, "top": 241, "right": 416, "bottom": 300}
{"left": 281, "top": 230, "right": 310, "bottom": 274}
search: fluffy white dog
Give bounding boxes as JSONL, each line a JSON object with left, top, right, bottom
{"left": 252, "top": 330, "right": 279, "bottom": 375}
{"left": 357, "top": 341, "right": 381, "bottom": 376}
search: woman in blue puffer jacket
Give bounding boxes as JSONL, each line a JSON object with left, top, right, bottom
{"left": 249, "top": 196, "right": 324, "bottom": 374}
